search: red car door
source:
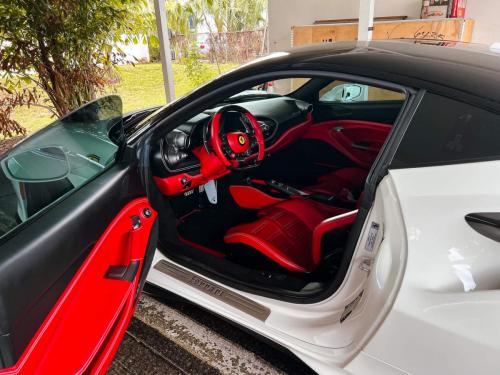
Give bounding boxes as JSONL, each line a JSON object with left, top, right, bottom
{"left": 0, "top": 97, "right": 158, "bottom": 374}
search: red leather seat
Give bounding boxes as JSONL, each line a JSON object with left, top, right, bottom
{"left": 304, "top": 167, "right": 368, "bottom": 196}
{"left": 224, "top": 199, "right": 357, "bottom": 273}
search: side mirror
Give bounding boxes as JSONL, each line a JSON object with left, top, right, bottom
{"left": 2, "top": 146, "right": 70, "bottom": 182}
{"left": 340, "top": 84, "right": 363, "bottom": 102}
{"left": 320, "top": 83, "right": 366, "bottom": 103}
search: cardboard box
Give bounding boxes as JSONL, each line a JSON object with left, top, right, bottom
{"left": 449, "top": 0, "right": 467, "bottom": 18}
{"left": 292, "top": 18, "right": 475, "bottom": 46}
{"left": 421, "top": 0, "right": 467, "bottom": 19}
{"left": 421, "top": 0, "right": 450, "bottom": 19}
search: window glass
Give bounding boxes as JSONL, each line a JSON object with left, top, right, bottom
{"left": 232, "top": 78, "right": 311, "bottom": 99}
{"left": 319, "top": 81, "right": 405, "bottom": 103}
{"left": 392, "top": 93, "right": 500, "bottom": 168}
{"left": 0, "top": 95, "right": 123, "bottom": 237}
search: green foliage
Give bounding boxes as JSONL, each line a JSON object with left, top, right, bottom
{"left": 0, "top": 0, "right": 154, "bottom": 134}
{"left": 183, "top": 42, "right": 213, "bottom": 87}
{"left": 189, "top": 0, "right": 266, "bottom": 33}
{"left": 165, "top": 0, "right": 267, "bottom": 68}
{"left": 11, "top": 63, "right": 238, "bottom": 134}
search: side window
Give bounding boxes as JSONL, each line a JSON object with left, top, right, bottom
{"left": 392, "top": 93, "right": 500, "bottom": 168}
{"left": 235, "top": 77, "right": 311, "bottom": 97}
{"left": 0, "top": 96, "right": 123, "bottom": 237}
{"left": 319, "top": 81, "right": 405, "bottom": 103}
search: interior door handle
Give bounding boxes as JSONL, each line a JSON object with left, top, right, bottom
{"left": 465, "top": 213, "right": 500, "bottom": 243}
{"left": 105, "top": 260, "right": 140, "bottom": 282}
{"left": 351, "top": 141, "right": 372, "bottom": 151}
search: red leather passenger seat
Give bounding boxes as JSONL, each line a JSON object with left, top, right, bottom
{"left": 224, "top": 199, "right": 357, "bottom": 273}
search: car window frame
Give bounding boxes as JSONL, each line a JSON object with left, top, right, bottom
{"left": 389, "top": 91, "right": 500, "bottom": 169}
{"left": 318, "top": 81, "right": 407, "bottom": 104}
{"left": 134, "top": 68, "right": 417, "bottom": 304}
{"left": 0, "top": 97, "right": 126, "bottom": 244}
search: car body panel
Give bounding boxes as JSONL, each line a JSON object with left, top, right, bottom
{"left": 360, "top": 161, "right": 500, "bottom": 374}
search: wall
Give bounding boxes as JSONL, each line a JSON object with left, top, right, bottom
{"left": 467, "top": 0, "right": 500, "bottom": 45}
{"left": 268, "top": 0, "right": 498, "bottom": 52}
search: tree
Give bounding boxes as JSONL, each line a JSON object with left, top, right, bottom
{"left": 184, "top": 0, "right": 266, "bottom": 70}
{"left": 194, "top": 0, "right": 266, "bottom": 33}
{"left": 0, "top": 0, "right": 155, "bottom": 136}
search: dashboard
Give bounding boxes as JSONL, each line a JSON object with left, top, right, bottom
{"left": 152, "top": 96, "right": 313, "bottom": 179}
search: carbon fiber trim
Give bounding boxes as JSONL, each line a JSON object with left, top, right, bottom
{"left": 154, "top": 260, "right": 271, "bottom": 322}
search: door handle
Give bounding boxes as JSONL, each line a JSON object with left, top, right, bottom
{"left": 105, "top": 260, "right": 140, "bottom": 282}
{"left": 351, "top": 141, "right": 372, "bottom": 151}
{"left": 465, "top": 213, "right": 500, "bottom": 243}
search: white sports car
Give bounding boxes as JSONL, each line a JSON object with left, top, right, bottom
{"left": 0, "top": 40, "right": 498, "bottom": 374}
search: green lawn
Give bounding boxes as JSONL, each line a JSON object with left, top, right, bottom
{"left": 11, "top": 62, "right": 237, "bottom": 134}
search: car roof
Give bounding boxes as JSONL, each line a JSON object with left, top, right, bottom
{"left": 237, "top": 40, "right": 500, "bottom": 108}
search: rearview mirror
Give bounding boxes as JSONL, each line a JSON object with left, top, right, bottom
{"left": 2, "top": 146, "right": 70, "bottom": 182}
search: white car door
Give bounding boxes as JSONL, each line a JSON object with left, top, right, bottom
{"left": 347, "top": 93, "right": 500, "bottom": 375}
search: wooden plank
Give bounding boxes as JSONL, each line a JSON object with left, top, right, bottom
{"left": 313, "top": 16, "right": 407, "bottom": 25}
{"left": 292, "top": 18, "right": 475, "bottom": 47}
{"left": 461, "top": 19, "right": 475, "bottom": 42}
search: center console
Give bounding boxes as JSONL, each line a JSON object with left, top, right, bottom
{"left": 229, "top": 178, "right": 357, "bottom": 210}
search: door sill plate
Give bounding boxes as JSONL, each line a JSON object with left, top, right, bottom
{"left": 154, "top": 260, "right": 270, "bottom": 322}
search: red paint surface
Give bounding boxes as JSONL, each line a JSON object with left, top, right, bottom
{"left": 0, "top": 198, "right": 157, "bottom": 375}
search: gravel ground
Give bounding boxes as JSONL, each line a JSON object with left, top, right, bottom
{"left": 109, "top": 287, "right": 316, "bottom": 375}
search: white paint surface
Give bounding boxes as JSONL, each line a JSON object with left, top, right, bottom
{"left": 361, "top": 161, "right": 500, "bottom": 375}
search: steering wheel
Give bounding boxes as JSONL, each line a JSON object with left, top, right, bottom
{"left": 207, "top": 105, "right": 265, "bottom": 170}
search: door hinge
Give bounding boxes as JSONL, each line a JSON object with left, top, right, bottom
{"left": 359, "top": 257, "right": 372, "bottom": 272}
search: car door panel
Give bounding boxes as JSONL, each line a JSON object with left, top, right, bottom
{"left": 313, "top": 101, "right": 404, "bottom": 124}
{"left": 0, "top": 198, "right": 156, "bottom": 375}
{"left": 303, "top": 120, "right": 391, "bottom": 168}
{"left": 0, "top": 161, "right": 156, "bottom": 372}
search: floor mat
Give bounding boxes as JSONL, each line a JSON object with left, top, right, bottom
{"left": 177, "top": 209, "right": 257, "bottom": 255}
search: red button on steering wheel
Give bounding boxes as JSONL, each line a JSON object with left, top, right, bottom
{"left": 208, "top": 105, "right": 265, "bottom": 170}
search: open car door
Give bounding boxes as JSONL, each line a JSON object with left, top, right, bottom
{"left": 0, "top": 96, "right": 158, "bottom": 374}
